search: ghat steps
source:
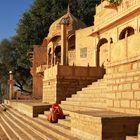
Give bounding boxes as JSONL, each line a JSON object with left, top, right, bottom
{"left": 1, "top": 66, "right": 140, "bottom": 139}
{"left": 35, "top": 67, "right": 140, "bottom": 139}
{"left": 0, "top": 105, "right": 79, "bottom": 140}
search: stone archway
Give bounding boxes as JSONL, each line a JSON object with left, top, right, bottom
{"left": 96, "top": 38, "right": 108, "bottom": 67}
{"left": 54, "top": 46, "right": 61, "bottom": 64}
{"left": 48, "top": 48, "right": 52, "bottom": 67}
{"left": 119, "top": 26, "right": 135, "bottom": 40}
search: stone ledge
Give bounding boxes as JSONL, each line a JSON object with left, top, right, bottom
{"left": 71, "top": 110, "right": 140, "bottom": 140}
{"left": 4, "top": 100, "right": 51, "bottom": 117}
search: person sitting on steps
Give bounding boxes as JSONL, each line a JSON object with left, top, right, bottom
{"left": 47, "top": 103, "right": 65, "bottom": 123}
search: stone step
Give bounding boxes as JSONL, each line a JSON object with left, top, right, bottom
{"left": 126, "top": 136, "right": 138, "bottom": 140}
{"left": 58, "top": 118, "right": 71, "bottom": 127}
{"left": 38, "top": 114, "right": 48, "bottom": 119}
{"left": 76, "top": 88, "right": 107, "bottom": 97}
{"left": 44, "top": 110, "right": 70, "bottom": 118}
{"left": 76, "top": 90, "right": 107, "bottom": 96}
{"left": 61, "top": 100, "right": 106, "bottom": 108}
{"left": 44, "top": 110, "right": 50, "bottom": 116}
{"left": 82, "top": 85, "right": 107, "bottom": 91}
{"left": 103, "top": 74, "right": 110, "bottom": 79}
{"left": 97, "top": 78, "right": 108, "bottom": 82}
{"left": 7, "top": 109, "right": 64, "bottom": 140}
{"left": 0, "top": 112, "right": 34, "bottom": 140}
{"left": 36, "top": 117, "right": 72, "bottom": 137}
{"left": 60, "top": 104, "right": 105, "bottom": 112}
{"left": 0, "top": 116, "right": 19, "bottom": 140}
{"left": 63, "top": 110, "right": 74, "bottom": 117}
{"left": 66, "top": 97, "right": 106, "bottom": 102}
{"left": 41, "top": 110, "right": 71, "bottom": 130}
{"left": 2, "top": 111, "right": 44, "bottom": 140}
{"left": 0, "top": 125, "right": 9, "bottom": 140}
{"left": 8, "top": 108, "right": 80, "bottom": 140}
{"left": 81, "top": 87, "right": 107, "bottom": 93}
{"left": 90, "top": 81, "right": 107, "bottom": 87}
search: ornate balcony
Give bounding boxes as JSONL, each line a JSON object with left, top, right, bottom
{"left": 94, "top": 0, "right": 140, "bottom": 31}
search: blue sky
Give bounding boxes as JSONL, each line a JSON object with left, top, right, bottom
{"left": 0, "top": 0, "right": 33, "bottom": 41}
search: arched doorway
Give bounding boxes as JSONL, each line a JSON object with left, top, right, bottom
{"left": 54, "top": 46, "right": 61, "bottom": 64}
{"left": 68, "top": 35, "right": 76, "bottom": 65}
{"left": 96, "top": 38, "right": 108, "bottom": 67}
{"left": 119, "top": 27, "right": 134, "bottom": 40}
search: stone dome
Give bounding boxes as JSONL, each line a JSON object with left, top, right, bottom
{"left": 47, "top": 11, "right": 86, "bottom": 40}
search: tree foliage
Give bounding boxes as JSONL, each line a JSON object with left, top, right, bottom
{"left": 0, "top": 39, "right": 32, "bottom": 94}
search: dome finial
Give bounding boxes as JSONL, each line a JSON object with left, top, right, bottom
{"left": 67, "top": 0, "right": 70, "bottom": 13}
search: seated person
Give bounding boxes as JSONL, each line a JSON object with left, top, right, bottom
{"left": 48, "top": 103, "right": 65, "bottom": 123}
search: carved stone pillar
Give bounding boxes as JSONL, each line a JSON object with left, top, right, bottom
{"left": 60, "top": 17, "right": 69, "bottom": 65}
{"left": 9, "top": 71, "right": 14, "bottom": 100}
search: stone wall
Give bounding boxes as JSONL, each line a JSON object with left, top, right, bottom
{"left": 105, "top": 58, "right": 140, "bottom": 114}
{"left": 32, "top": 74, "right": 43, "bottom": 99}
{"left": 31, "top": 46, "right": 47, "bottom": 99}
{"left": 76, "top": 27, "right": 95, "bottom": 66}
{"left": 110, "top": 33, "right": 140, "bottom": 64}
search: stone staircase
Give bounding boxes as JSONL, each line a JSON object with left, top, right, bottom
{"left": 60, "top": 78, "right": 107, "bottom": 112}
{"left": 57, "top": 66, "right": 140, "bottom": 139}
{"left": 59, "top": 65, "right": 140, "bottom": 114}
{"left": 0, "top": 106, "right": 80, "bottom": 140}
{"left": 1, "top": 64, "right": 140, "bottom": 139}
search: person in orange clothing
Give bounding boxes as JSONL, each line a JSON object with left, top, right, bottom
{"left": 48, "top": 103, "right": 65, "bottom": 123}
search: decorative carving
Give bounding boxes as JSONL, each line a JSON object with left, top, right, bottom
{"left": 60, "top": 17, "right": 70, "bottom": 25}
{"left": 105, "top": 0, "right": 122, "bottom": 5}
{"left": 104, "top": 0, "right": 122, "bottom": 9}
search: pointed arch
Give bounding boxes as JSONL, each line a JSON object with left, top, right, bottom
{"left": 119, "top": 26, "right": 135, "bottom": 40}
{"left": 96, "top": 38, "right": 108, "bottom": 67}
{"left": 54, "top": 46, "right": 61, "bottom": 64}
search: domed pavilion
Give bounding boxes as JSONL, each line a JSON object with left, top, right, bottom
{"left": 42, "top": 8, "right": 86, "bottom": 66}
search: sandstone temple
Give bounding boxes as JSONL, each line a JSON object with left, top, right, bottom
{"left": 1, "top": 0, "right": 140, "bottom": 139}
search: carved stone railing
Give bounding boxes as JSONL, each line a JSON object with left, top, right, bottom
{"left": 68, "top": 50, "right": 76, "bottom": 65}
{"left": 94, "top": 0, "right": 140, "bottom": 31}
{"left": 44, "top": 65, "right": 105, "bottom": 80}
{"left": 36, "top": 65, "right": 47, "bottom": 74}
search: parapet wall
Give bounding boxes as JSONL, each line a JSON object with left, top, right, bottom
{"left": 94, "top": 0, "right": 140, "bottom": 31}
{"left": 109, "top": 33, "right": 140, "bottom": 65}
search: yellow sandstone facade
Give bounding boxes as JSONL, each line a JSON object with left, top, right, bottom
{"left": 26, "top": 0, "right": 140, "bottom": 139}
{"left": 30, "top": 0, "right": 140, "bottom": 105}
{"left": 3, "top": 0, "right": 140, "bottom": 140}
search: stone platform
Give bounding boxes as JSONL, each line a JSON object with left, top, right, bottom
{"left": 4, "top": 100, "right": 51, "bottom": 117}
{"left": 70, "top": 110, "right": 140, "bottom": 140}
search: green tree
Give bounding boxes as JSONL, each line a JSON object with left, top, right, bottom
{"left": 0, "top": 39, "right": 32, "bottom": 93}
